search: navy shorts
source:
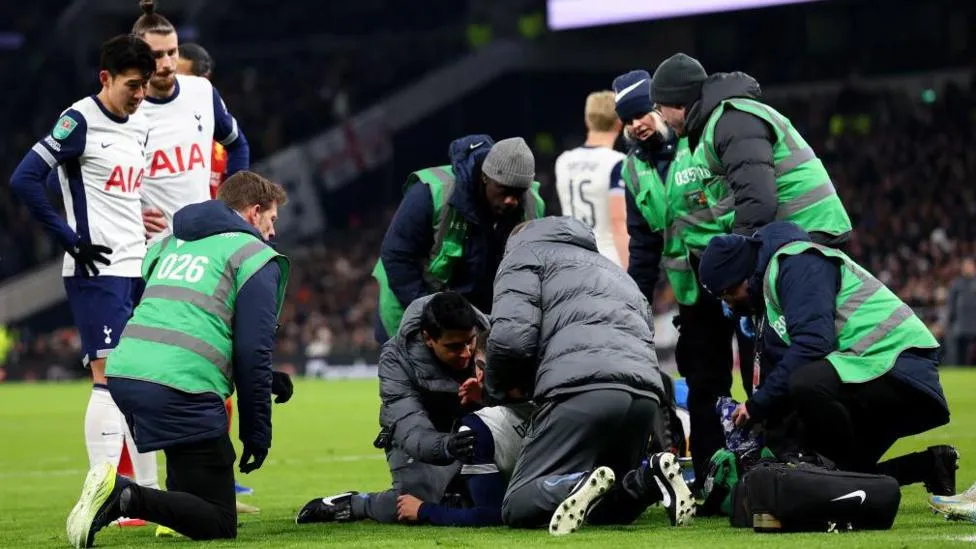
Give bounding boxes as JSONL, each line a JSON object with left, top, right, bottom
{"left": 64, "top": 276, "right": 145, "bottom": 366}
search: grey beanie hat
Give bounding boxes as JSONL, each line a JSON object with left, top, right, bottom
{"left": 482, "top": 137, "right": 535, "bottom": 189}
{"left": 651, "top": 53, "right": 708, "bottom": 107}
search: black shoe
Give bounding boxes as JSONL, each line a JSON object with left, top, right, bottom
{"left": 66, "top": 463, "right": 130, "bottom": 548}
{"left": 924, "top": 445, "right": 959, "bottom": 496}
{"left": 296, "top": 491, "right": 358, "bottom": 524}
{"left": 649, "top": 452, "right": 695, "bottom": 526}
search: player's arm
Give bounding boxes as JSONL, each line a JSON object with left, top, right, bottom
{"left": 378, "top": 348, "right": 454, "bottom": 465}
{"left": 381, "top": 183, "right": 436, "bottom": 307}
{"left": 746, "top": 253, "right": 839, "bottom": 421}
{"left": 232, "top": 261, "right": 279, "bottom": 471}
{"left": 484, "top": 249, "right": 542, "bottom": 402}
{"left": 211, "top": 86, "right": 249, "bottom": 175}
{"left": 402, "top": 415, "right": 505, "bottom": 526}
{"left": 624, "top": 163, "right": 664, "bottom": 305}
{"left": 608, "top": 159, "right": 629, "bottom": 269}
{"left": 714, "top": 110, "right": 777, "bottom": 236}
{"left": 9, "top": 109, "right": 87, "bottom": 249}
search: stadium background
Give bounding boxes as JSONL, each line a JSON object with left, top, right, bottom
{"left": 1, "top": 0, "right": 975, "bottom": 380}
{"left": 2, "top": 1, "right": 976, "bottom": 547}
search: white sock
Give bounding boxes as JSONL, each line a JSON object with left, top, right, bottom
{"left": 84, "top": 386, "right": 124, "bottom": 469}
{"left": 122, "top": 419, "right": 159, "bottom": 489}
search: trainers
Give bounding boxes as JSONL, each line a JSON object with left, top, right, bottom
{"left": 295, "top": 492, "right": 358, "bottom": 524}
{"left": 924, "top": 445, "right": 959, "bottom": 496}
{"left": 66, "top": 463, "right": 128, "bottom": 548}
{"left": 649, "top": 452, "right": 696, "bottom": 526}
{"left": 548, "top": 467, "right": 615, "bottom": 536}
{"left": 930, "top": 498, "right": 976, "bottom": 523}
{"left": 235, "top": 482, "right": 254, "bottom": 496}
{"left": 154, "top": 525, "right": 179, "bottom": 537}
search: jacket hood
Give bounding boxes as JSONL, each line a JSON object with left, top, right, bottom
{"left": 173, "top": 200, "right": 264, "bottom": 242}
{"left": 395, "top": 293, "right": 490, "bottom": 351}
{"left": 686, "top": 72, "right": 762, "bottom": 140}
{"left": 504, "top": 216, "right": 598, "bottom": 256}
{"left": 749, "top": 221, "right": 813, "bottom": 306}
{"left": 446, "top": 134, "right": 495, "bottom": 222}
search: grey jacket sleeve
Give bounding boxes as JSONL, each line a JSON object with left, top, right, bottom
{"left": 378, "top": 347, "right": 453, "bottom": 464}
{"left": 714, "top": 109, "right": 778, "bottom": 236}
{"left": 485, "top": 249, "right": 543, "bottom": 402}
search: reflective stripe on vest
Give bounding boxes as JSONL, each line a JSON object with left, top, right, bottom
{"left": 761, "top": 240, "right": 937, "bottom": 383}
{"left": 702, "top": 99, "right": 843, "bottom": 229}
{"left": 126, "top": 238, "right": 272, "bottom": 378}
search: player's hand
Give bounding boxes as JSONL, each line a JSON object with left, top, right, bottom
{"left": 396, "top": 495, "right": 423, "bottom": 522}
{"left": 446, "top": 429, "right": 477, "bottom": 462}
{"left": 271, "top": 371, "right": 293, "bottom": 404}
{"left": 239, "top": 445, "right": 268, "bottom": 474}
{"left": 142, "top": 207, "right": 167, "bottom": 238}
{"left": 67, "top": 242, "right": 112, "bottom": 277}
{"left": 732, "top": 403, "right": 751, "bottom": 427}
{"left": 458, "top": 377, "right": 483, "bottom": 406}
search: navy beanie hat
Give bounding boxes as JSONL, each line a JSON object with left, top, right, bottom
{"left": 612, "top": 70, "right": 653, "bottom": 121}
{"left": 698, "top": 234, "right": 760, "bottom": 297}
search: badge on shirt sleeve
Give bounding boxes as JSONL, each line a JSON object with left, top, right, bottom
{"left": 52, "top": 115, "right": 78, "bottom": 141}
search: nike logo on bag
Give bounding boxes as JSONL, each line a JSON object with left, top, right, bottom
{"left": 831, "top": 490, "right": 866, "bottom": 504}
{"left": 470, "top": 141, "right": 484, "bottom": 150}
{"left": 101, "top": 143, "right": 112, "bottom": 149}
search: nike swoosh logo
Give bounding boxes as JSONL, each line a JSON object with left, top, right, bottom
{"left": 832, "top": 490, "right": 866, "bottom": 504}
{"left": 101, "top": 143, "right": 112, "bottom": 149}
{"left": 615, "top": 78, "right": 648, "bottom": 103}
{"left": 469, "top": 141, "right": 485, "bottom": 150}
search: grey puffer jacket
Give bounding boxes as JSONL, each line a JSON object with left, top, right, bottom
{"left": 378, "top": 294, "right": 489, "bottom": 465}
{"left": 484, "top": 216, "right": 665, "bottom": 403}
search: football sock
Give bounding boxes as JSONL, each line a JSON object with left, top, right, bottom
{"left": 85, "top": 384, "right": 124, "bottom": 469}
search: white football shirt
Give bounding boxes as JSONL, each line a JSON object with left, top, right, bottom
{"left": 140, "top": 75, "right": 243, "bottom": 238}
{"left": 554, "top": 145, "right": 626, "bottom": 265}
{"left": 32, "top": 96, "right": 150, "bottom": 277}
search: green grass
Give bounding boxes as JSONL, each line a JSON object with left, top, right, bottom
{"left": 2, "top": 371, "right": 976, "bottom": 548}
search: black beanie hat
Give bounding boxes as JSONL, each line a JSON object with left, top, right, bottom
{"left": 651, "top": 53, "right": 707, "bottom": 107}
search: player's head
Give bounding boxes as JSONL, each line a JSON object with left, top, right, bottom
{"left": 650, "top": 53, "right": 707, "bottom": 136}
{"left": 132, "top": 0, "right": 178, "bottom": 94}
{"left": 217, "top": 171, "right": 288, "bottom": 241}
{"left": 176, "top": 43, "right": 213, "bottom": 79}
{"left": 584, "top": 91, "right": 622, "bottom": 135}
{"left": 480, "top": 137, "right": 535, "bottom": 217}
{"left": 420, "top": 292, "right": 479, "bottom": 370}
{"left": 612, "top": 70, "right": 664, "bottom": 142}
{"left": 99, "top": 34, "right": 155, "bottom": 115}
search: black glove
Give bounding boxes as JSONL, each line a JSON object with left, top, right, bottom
{"left": 239, "top": 444, "right": 268, "bottom": 474}
{"left": 446, "top": 429, "right": 477, "bottom": 462}
{"left": 271, "top": 371, "right": 293, "bottom": 403}
{"left": 67, "top": 242, "right": 112, "bottom": 277}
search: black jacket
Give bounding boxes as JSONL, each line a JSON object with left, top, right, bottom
{"left": 108, "top": 200, "right": 280, "bottom": 453}
{"left": 685, "top": 72, "right": 781, "bottom": 238}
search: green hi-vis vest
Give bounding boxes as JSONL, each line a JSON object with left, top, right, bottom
{"left": 106, "top": 233, "right": 290, "bottom": 398}
{"left": 372, "top": 165, "right": 545, "bottom": 336}
{"left": 763, "top": 241, "right": 938, "bottom": 383}
{"left": 698, "top": 98, "right": 853, "bottom": 238}
{"left": 624, "top": 137, "right": 734, "bottom": 305}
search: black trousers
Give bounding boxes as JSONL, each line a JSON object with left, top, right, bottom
{"left": 676, "top": 290, "right": 754, "bottom": 483}
{"left": 502, "top": 389, "right": 660, "bottom": 528}
{"left": 124, "top": 434, "right": 237, "bottom": 540}
{"left": 788, "top": 360, "right": 949, "bottom": 479}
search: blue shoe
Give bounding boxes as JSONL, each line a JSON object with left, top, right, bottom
{"left": 235, "top": 482, "right": 254, "bottom": 496}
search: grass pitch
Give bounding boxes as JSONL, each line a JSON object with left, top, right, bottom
{"left": 2, "top": 371, "right": 975, "bottom": 548}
